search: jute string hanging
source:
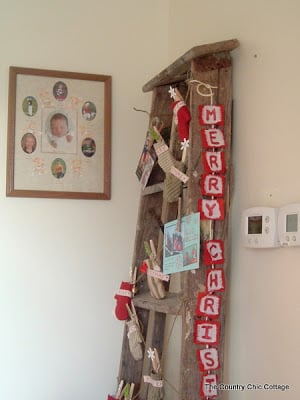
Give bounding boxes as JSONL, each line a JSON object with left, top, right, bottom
{"left": 187, "top": 79, "right": 218, "bottom": 105}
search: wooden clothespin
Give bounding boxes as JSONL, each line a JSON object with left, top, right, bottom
{"left": 149, "top": 239, "right": 161, "bottom": 271}
{"left": 149, "top": 239, "right": 157, "bottom": 259}
{"left": 125, "top": 304, "right": 134, "bottom": 320}
{"left": 147, "top": 347, "right": 161, "bottom": 374}
{"left": 181, "top": 140, "right": 189, "bottom": 164}
{"left": 149, "top": 122, "right": 163, "bottom": 143}
{"left": 130, "top": 266, "right": 138, "bottom": 295}
{"left": 115, "top": 380, "right": 124, "bottom": 399}
{"left": 153, "top": 348, "right": 161, "bottom": 374}
{"left": 130, "top": 302, "right": 139, "bottom": 326}
{"left": 151, "top": 116, "right": 164, "bottom": 134}
{"left": 129, "top": 383, "right": 135, "bottom": 400}
{"left": 125, "top": 303, "right": 141, "bottom": 335}
{"left": 121, "top": 382, "right": 131, "bottom": 400}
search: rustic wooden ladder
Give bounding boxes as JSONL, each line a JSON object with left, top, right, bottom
{"left": 117, "top": 39, "right": 239, "bottom": 400}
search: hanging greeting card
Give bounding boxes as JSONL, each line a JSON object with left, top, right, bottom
{"left": 136, "top": 130, "right": 157, "bottom": 190}
{"left": 163, "top": 212, "right": 200, "bottom": 274}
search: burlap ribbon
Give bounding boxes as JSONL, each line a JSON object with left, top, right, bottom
{"left": 147, "top": 372, "right": 164, "bottom": 400}
{"left": 163, "top": 159, "right": 185, "bottom": 203}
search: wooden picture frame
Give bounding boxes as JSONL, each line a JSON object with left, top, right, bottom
{"left": 6, "top": 66, "right": 111, "bottom": 200}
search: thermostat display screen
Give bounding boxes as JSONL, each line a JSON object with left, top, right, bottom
{"left": 286, "top": 214, "right": 298, "bottom": 233}
{"left": 248, "top": 216, "right": 262, "bottom": 234}
{"left": 242, "top": 207, "right": 279, "bottom": 248}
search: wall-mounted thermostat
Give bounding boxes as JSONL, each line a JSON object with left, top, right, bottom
{"left": 241, "top": 207, "right": 280, "bottom": 248}
{"left": 278, "top": 204, "right": 300, "bottom": 247}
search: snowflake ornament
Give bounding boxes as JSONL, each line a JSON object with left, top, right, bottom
{"left": 147, "top": 347, "right": 155, "bottom": 361}
{"left": 168, "top": 86, "right": 177, "bottom": 100}
{"left": 180, "top": 138, "right": 190, "bottom": 150}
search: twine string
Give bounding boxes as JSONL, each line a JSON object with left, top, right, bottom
{"left": 188, "top": 79, "right": 218, "bottom": 105}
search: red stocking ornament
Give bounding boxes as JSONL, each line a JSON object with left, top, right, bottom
{"left": 170, "top": 88, "right": 191, "bottom": 142}
{"left": 114, "top": 281, "right": 133, "bottom": 321}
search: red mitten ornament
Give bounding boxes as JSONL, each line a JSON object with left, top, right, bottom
{"left": 171, "top": 100, "right": 191, "bottom": 141}
{"left": 114, "top": 281, "right": 133, "bottom": 321}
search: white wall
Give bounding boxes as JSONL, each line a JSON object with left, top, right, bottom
{"left": 169, "top": 1, "right": 300, "bottom": 399}
{"left": 0, "top": 1, "right": 169, "bottom": 399}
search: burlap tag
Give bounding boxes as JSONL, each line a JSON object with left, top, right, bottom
{"left": 147, "top": 272, "right": 166, "bottom": 300}
{"left": 154, "top": 142, "right": 174, "bottom": 173}
{"left": 147, "top": 372, "right": 164, "bottom": 400}
{"left": 163, "top": 160, "right": 185, "bottom": 203}
{"left": 144, "top": 258, "right": 166, "bottom": 300}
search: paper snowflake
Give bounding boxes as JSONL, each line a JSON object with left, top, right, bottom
{"left": 168, "top": 86, "right": 176, "bottom": 99}
{"left": 180, "top": 138, "right": 190, "bottom": 150}
{"left": 147, "top": 347, "right": 155, "bottom": 361}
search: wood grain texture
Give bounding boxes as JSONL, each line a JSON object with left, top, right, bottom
{"left": 117, "top": 42, "right": 238, "bottom": 400}
{"left": 180, "top": 55, "right": 233, "bottom": 400}
{"left": 142, "top": 39, "right": 239, "bottom": 92}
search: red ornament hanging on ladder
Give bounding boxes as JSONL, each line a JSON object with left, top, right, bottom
{"left": 169, "top": 86, "right": 191, "bottom": 142}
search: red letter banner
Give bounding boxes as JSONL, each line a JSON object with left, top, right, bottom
{"left": 206, "top": 268, "right": 225, "bottom": 293}
{"left": 203, "top": 240, "right": 225, "bottom": 265}
{"left": 194, "top": 320, "right": 220, "bottom": 345}
{"left": 200, "top": 374, "right": 218, "bottom": 398}
{"left": 203, "top": 151, "right": 226, "bottom": 174}
{"left": 199, "top": 105, "right": 224, "bottom": 126}
{"left": 198, "top": 199, "right": 225, "bottom": 220}
{"left": 197, "top": 347, "right": 220, "bottom": 372}
{"left": 201, "top": 174, "right": 225, "bottom": 197}
{"left": 201, "top": 129, "right": 225, "bottom": 149}
{"left": 195, "top": 293, "right": 221, "bottom": 319}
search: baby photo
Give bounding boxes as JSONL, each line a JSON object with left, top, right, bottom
{"left": 41, "top": 109, "right": 77, "bottom": 154}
